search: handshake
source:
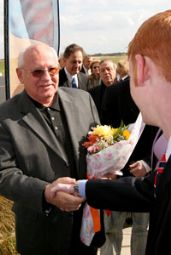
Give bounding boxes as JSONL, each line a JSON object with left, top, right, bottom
{"left": 44, "top": 177, "right": 85, "bottom": 212}
{"left": 44, "top": 172, "right": 118, "bottom": 213}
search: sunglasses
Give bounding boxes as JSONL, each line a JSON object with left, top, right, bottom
{"left": 27, "top": 67, "right": 59, "bottom": 78}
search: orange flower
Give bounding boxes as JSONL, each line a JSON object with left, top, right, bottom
{"left": 83, "top": 134, "right": 99, "bottom": 148}
{"left": 83, "top": 123, "right": 130, "bottom": 154}
{"left": 122, "top": 129, "right": 130, "bottom": 140}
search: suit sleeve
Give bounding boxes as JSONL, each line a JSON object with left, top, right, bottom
{"left": 0, "top": 121, "right": 48, "bottom": 213}
{"left": 85, "top": 174, "right": 155, "bottom": 212}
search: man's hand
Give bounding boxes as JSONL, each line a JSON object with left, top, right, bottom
{"left": 49, "top": 177, "right": 76, "bottom": 194}
{"left": 48, "top": 190, "right": 84, "bottom": 211}
{"left": 44, "top": 177, "right": 85, "bottom": 212}
{"left": 129, "top": 161, "right": 147, "bottom": 177}
{"left": 102, "top": 172, "right": 118, "bottom": 180}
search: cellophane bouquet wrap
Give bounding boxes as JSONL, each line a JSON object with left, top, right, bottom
{"left": 80, "top": 113, "right": 144, "bottom": 246}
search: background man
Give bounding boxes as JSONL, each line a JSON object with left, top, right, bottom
{"left": 59, "top": 43, "right": 88, "bottom": 90}
{"left": 80, "top": 54, "right": 94, "bottom": 76}
{"left": 89, "top": 59, "right": 117, "bottom": 120}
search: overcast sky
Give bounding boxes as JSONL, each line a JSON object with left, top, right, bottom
{"left": 59, "top": 0, "right": 171, "bottom": 54}
{"left": 0, "top": 0, "right": 171, "bottom": 58}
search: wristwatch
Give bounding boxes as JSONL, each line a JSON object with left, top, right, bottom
{"left": 73, "top": 184, "right": 79, "bottom": 195}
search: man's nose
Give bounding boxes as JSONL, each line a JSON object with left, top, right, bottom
{"left": 42, "top": 70, "right": 52, "bottom": 79}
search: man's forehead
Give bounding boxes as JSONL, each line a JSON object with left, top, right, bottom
{"left": 100, "top": 62, "right": 114, "bottom": 69}
{"left": 25, "top": 48, "right": 57, "bottom": 62}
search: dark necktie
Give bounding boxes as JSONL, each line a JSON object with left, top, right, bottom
{"left": 71, "top": 77, "right": 77, "bottom": 88}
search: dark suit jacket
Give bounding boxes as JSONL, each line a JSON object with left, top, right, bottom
{"left": 86, "top": 155, "right": 171, "bottom": 255}
{"left": 89, "top": 82, "right": 107, "bottom": 120}
{"left": 101, "top": 77, "right": 158, "bottom": 176}
{"left": 0, "top": 88, "right": 103, "bottom": 255}
{"left": 59, "top": 68, "right": 88, "bottom": 91}
{"left": 101, "top": 77, "right": 138, "bottom": 126}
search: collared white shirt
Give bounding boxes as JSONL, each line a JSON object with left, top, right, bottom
{"left": 83, "top": 65, "right": 91, "bottom": 75}
{"left": 166, "top": 136, "right": 171, "bottom": 161}
{"left": 64, "top": 67, "right": 78, "bottom": 88}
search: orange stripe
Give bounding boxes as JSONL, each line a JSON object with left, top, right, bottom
{"left": 90, "top": 207, "right": 101, "bottom": 232}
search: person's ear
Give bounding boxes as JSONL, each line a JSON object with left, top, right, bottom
{"left": 16, "top": 68, "right": 24, "bottom": 83}
{"left": 63, "top": 58, "right": 67, "bottom": 66}
{"left": 135, "top": 54, "right": 146, "bottom": 86}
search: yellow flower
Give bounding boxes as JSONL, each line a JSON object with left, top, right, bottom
{"left": 84, "top": 123, "right": 130, "bottom": 154}
{"left": 91, "top": 125, "right": 118, "bottom": 140}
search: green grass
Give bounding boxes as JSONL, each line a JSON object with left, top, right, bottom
{"left": 0, "top": 60, "right": 4, "bottom": 75}
{"left": 95, "top": 54, "right": 127, "bottom": 64}
{"left": 0, "top": 54, "right": 127, "bottom": 75}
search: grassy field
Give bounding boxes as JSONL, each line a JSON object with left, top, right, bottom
{"left": 94, "top": 54, "right": 127, "bottom": 64}
{"left": 0, "top": 196, "right": 18, "bottom": 255}
{"left": 0, "top": 60, "right": 4, "bottom": 75}
{"left": 0, "top": 54, "right": 127, "bottom": 76}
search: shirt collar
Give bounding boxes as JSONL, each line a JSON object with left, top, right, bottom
{"left": 121, "top": 74, "right": 129, "bottom": 80}
{"left": 83, "top": 65, "right": 89, "bottom": 74}
{"left": 28, "top": 93, "right": 60, "bottom": 111}
{"left": 166, "top": 136, "right": 171, "bottom": 161}
{"left": 64, "top": 67, "right": 78, "bottom": 84}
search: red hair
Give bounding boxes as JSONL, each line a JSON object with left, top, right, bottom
{"left": 128, "top": 10, "right": 171, "bottom": 82}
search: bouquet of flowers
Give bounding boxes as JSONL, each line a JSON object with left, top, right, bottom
{"left": 80, "top": 113, "right": 145, "bottom": 246}
{"left": 83, "top": 123, "right": 130, "bottom": 177}
{"left": 83, "top": 113, "right": 144, "bottom": 178}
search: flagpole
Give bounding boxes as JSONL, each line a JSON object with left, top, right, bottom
{"left": 4, "top": 0, "right": 10, "bottom": 99}
{"left": 57, "top": 0, "right": 60, "bottom": 55}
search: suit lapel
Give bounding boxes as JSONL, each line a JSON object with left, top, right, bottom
{"left": 78, "top": 73, "right": 87, "bottom": 91}
{"left": 58, "top": 89, "right": 81, "bottom": 171}
{"left": 59, "top": 68, "right": 70, "bottom": 87}
{"left": 19, "top": 92, "right": 68, "bottom": 164}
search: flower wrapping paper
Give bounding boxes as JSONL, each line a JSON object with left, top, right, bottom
{"left": 80, "top": 203, "right": 95, "bottom": 246}
{"left": 81, "top": 113, "right": 145, "bottom": 246}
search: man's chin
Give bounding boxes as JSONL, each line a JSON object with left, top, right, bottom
{"left": 41, "top": 88, "right": 56, "bottom": 96}
{"left": 142, "top": 114, "right": 156, "bottom": 127}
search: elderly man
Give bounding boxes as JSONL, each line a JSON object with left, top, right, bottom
{"left": 89, "top": 59, "right": 117, "bottom": 120}
{"left": 0, "top": 43, "right": 105, "bottom": 255}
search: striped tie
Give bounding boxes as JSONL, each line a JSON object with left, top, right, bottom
{"left": 154, "top": 153, "right": 166, "bottom": 196}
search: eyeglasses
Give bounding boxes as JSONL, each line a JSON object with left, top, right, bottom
{"left": 25, "top": 67, "right": 59, "bottom": 78}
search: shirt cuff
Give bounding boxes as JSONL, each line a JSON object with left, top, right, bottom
{"left": 77, "top": 180, "right": 87, "bottom": 198}
{"left": 141, "top": 160, "right": 151, "bottom": 173}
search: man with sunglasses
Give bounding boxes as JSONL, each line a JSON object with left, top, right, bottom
{"left": 0, "top": 43, "right": 104, "bottom": 255}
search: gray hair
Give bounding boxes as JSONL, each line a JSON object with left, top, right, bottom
{"left": 17, "top": 43, "right": 58, "bottom": 68}
{"left": 100, "top": 59, "right": 117, "bottom": 70}
{"left": 18, "top": 50, "right": 25, "bottom": 68}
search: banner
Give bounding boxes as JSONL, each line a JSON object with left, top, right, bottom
{"left": 4, "top": 0, "right": 60, "bottom": 98}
